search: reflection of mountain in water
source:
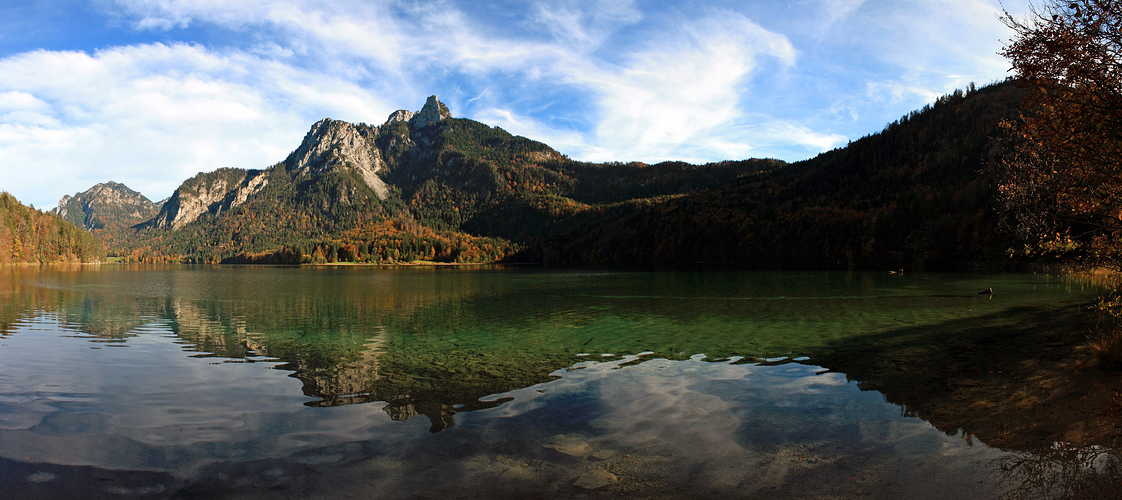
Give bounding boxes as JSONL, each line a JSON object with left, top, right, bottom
{"left": 0, "top": 266, "right": 545, "bottom": 431}
{"left": 156, "top": 269, "right": 578, "bottom": 432}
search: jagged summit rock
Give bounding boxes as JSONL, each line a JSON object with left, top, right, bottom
{"left": 384, "top": 109, "right": 415, "bottom": 125}
{"left": 383, "top": 95, "right": 451, "bottom": 128}
{"left": 53, "top": 181, "right": 160, "bottom": 231}
{"left": 286, "top": 118, "right": 390, "bottom": 200}
{"left": 409, "top": 95, "right": 452, "bottom": 128}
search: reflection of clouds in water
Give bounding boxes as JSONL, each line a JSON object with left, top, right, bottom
{"left": 589, "top": 356, "right": 862, "bottom": 489}
{"left": 589, "top": 358, "right": 752, "bottom": 489}
{"left": 0, "top": 317, "right": 405, "bottom": 475}
{"left": 482, "top": 353, "right": 1005, "bottom": 494}
{"left": 489, "top": 356, "right": 825, "bottom": 489}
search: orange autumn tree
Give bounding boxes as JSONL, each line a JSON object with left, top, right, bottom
{"left": 997, "top": 0, "right": 1122, "bottom": 267}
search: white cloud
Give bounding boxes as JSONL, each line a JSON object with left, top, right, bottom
{"left": 534, "top": 0, "right": 642, "bottom": 50}
{"left": 0, "top": 91, "right": 48, "bottom": 111}
{"left": 753, "top": 121, "right": 849, "bottom": 154}
{"left": 865, "top": 79, "right": 944, "bottom": 109}
{"left": 818, "top": 0, "right": 866, "bottom": 35}
{"left": 465, "top": 12, "right": 803, "bottom": 164}
{"left": 473, "top": 107, "right": 592, "bottom": 159}
{"left": 0, "top": 43, "right": 392, "bottom": 207}
{"left": 833, "top": 0, "right": 1028, "bottom": 116}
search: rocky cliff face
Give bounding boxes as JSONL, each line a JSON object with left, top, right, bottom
{"left": 53, "top": 181, "right": 160, "bottom": 230}
{"left": 148, "top": 168, "right": 269, "bottom": 230}
{"left": 285, "top": 118, "right": 390, "bottom": 200}
{"left": 281, "top": 95, "right": 453, "bottom": 201}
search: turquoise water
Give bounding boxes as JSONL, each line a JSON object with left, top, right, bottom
{"left": 0, "top": 265, "right": 1115, "bottom": 498}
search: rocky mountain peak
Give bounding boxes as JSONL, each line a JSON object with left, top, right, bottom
{"left": 409, "top": 95, "right": 452, "bottom": 128}
{"left": 286, "top": 118, "right": 390, "bottom": 200}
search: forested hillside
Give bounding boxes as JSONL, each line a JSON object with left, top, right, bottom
{"left": 115, "top": 160, "right": 519, "bottom": 265}
{"left": 538, "top": 82, "right": 1026, "bottom": 269}
{"left": 0, "top": 192, "right": 104, "bottom": 263}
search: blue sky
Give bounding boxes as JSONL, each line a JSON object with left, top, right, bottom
{"left": 1, "top": 0, "right": 1031, "bottom": 208}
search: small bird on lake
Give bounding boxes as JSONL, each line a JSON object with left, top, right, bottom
{"left": 977, "top": 288, "right": 992, "bottom": 295}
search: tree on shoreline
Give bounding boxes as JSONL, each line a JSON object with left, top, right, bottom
{"left": 999, "top": 0, "right": 1122, "bottom": 368}
{"left": 997, "top": 0, "right": 1122, "bottom": 268}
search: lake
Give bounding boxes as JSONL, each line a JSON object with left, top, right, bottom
{"left": 1, "top": 265, "right": 1119, "bottom": 499}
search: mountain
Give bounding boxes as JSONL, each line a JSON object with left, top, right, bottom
{"left": 54, "top": 181, "right": 161, "bottom": 230}
{"left": 103, "top": 94, "right": 772, "bottom": 264}
{"left": 112, "top": 96, "right": 513, "bottom": 263}
{"left": 0, "top": 191, "right": 104, "bottom": 263}
{"left": 84, "top": 84, "right": 1025, "bottom": 269}
{"left": 53, "top": 181, "right": 162, "bottom": 250}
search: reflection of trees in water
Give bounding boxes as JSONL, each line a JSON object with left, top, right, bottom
{"left": 0, "top": 265, "right": 167, "bottom": 340}
{"left": 996, "top": 444, "right": 1122, "bottom": 500}
{"left": 803, "top": 297, "right": 1122, "bottom": 497}
{"left": 806, "top": 303, "right": 1122, "bottom": 449}
{"left": 11, "top": 265, "right": 1117, "bottom": 449}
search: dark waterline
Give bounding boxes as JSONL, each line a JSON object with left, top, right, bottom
{"left": 0, "top": 265, "right": 1118, "bottom": 498}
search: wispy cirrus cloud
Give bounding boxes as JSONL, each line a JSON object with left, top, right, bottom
{"left": 454, "top": 10, "right": 804, "bottom": 163}
{"left": 575, "top": 13, "right": 798, "bottom": 162}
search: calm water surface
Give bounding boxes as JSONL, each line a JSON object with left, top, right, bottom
{"left": 0, "top": 265, "right": 1118, "bottom": 498}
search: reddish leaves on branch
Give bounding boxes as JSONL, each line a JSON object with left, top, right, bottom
{"left": 998, "top": 1, "right": 1122, "bottom": 266}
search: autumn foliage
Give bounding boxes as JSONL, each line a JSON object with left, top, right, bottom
{"left": 998, "top": 0, "right": 1122, "bottom": 267}
{"left": 0, "top": 192, "right": 104, "bottom": 264}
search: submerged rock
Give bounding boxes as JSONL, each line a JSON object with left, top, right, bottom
{"left": 574, "top": 469, "right": 618, "bottom": 490}
{"left": 543, "top": 434, "right": 591, "bottom": 459}
{"left": 26, "top": 472, "right": 56, "bottom": 483}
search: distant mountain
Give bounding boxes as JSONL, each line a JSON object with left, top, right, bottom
{"left": 76, "top": 83, "right": 1026, "bottom": 269}
{"left": 52, "top": 181, "right": 162, "bottom": 251}
{"left": 141, "top": 95, "right": 451, "bottom": 233}
{"left": 1, "top": 192, "right": 104, "bottom": 263}
{"left": 54, "top": 181, "right": 161, "bottom": 230}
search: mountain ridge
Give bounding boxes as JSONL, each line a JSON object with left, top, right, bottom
{"left": 61, "top": 84, "right": 1025, "bottom": 269}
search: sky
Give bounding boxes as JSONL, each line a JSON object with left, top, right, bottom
{"left": 0, "top": 0, "right": 1033, "bottom": 209}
